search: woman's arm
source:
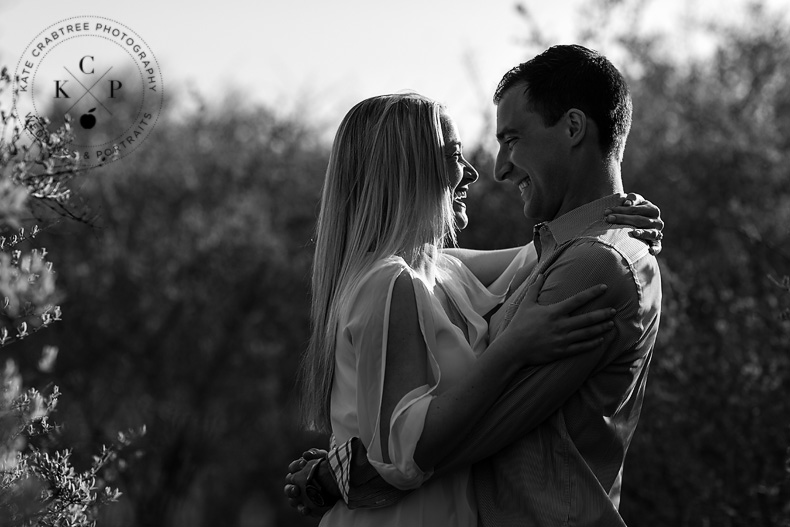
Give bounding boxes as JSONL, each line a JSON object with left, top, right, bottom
{"left": 607, "top": 193, "right": 665, "bottom": 255}
{"left": 444, "top": 194, "right": 662, "bottom": 288}
{"left": 442, "top": 246, "right": 525, "bottom": 287}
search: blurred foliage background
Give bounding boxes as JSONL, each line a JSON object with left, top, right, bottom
{"left": 2, "top": 1, "right": 789, "bottom": 526}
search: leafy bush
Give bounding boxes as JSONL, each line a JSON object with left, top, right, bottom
{"left": 0, "top": 65, "right": 131, "bottom": 527}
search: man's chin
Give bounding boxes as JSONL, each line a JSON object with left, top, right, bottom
{"left": 523, "top": 205, "right": 546, "bottom": 223}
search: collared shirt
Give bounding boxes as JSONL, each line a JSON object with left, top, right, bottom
{"left": 472, "top": 193, "right": 662, "bottom": 526}
{"left": 327, "top": 194, "right": 662, "bottom": 526}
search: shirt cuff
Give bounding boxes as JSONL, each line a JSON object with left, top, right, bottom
{"left": 327, "top": 437, "right": 353, "bottom": 503}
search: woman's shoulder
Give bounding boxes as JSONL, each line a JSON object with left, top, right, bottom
{"left": 345, "top": 257, "right": 411, "bottom": 309}
{"left": 436, "top": 251, "right": 477, "bottom": 284}
{"left": 340, "top": 256, "right": 419, "bottom": 335}
{"left": 358, "top": 255, "right": 411, "bottom": 291}
{"left": 437, "top": 251, "right": 505, "bottom": 316}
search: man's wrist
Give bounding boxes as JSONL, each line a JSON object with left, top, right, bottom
{"left": 306, "top": 457, "right": 341, "bottom": 505}
{"left": 316, "top": 457, "right": 342, "bottom": 500}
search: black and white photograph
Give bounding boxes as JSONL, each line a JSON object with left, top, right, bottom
{"left": 0, "top": 1, "right": 788, "bottom": 526}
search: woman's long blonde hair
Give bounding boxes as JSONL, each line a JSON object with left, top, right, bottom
{"left": 300, "top": 93, "right": 456, "bottom": 432}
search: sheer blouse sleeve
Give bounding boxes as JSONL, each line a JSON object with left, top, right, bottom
{"left": 438, "top": 253, "right": 506, "bottom": 317}
{"left": 341, "top": 258, "right": 443, "bottom": 490}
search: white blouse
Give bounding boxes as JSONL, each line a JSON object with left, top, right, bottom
{"left": 320, "top": 253, "right": 504, "bottom": 527}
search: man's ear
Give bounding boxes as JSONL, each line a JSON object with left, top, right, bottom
{"left": 565, "top": 108, "right": 586, "bottom": 147}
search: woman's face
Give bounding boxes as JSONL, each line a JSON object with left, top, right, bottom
{"left": 441, "top": 112, "right": 479, "bottom": 230}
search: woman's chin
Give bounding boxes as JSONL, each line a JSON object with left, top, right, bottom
{"left": 454, "top": 211, "right": 468, "bottom": 231}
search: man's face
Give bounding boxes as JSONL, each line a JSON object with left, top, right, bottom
{"left": 494, "top": 86, "right": 569, "bottom": 222}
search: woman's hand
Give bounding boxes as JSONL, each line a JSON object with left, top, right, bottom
{"left": 605, "top": 192, "right": 664, "bottom": 255}
{"left": 502, "top": 274, "right": 615, "bottom": 366}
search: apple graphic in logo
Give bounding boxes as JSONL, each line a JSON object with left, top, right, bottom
{"left": 79, "top": 108, "right": 97, "bottom": 129}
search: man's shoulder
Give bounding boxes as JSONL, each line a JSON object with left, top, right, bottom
{"left": 567, "top": 222, "right": 656, "bottom": 268}
{"left": 550, "top": 223, "right": 661, "bottom": 307}
{"left": 546, "top": 220, "right": 661, "bottom": 366}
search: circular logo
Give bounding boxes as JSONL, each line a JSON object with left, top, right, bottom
{"left": 12, "top": 16, "right": 164, "bottom": 167}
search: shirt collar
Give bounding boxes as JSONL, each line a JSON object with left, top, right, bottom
{"left": 535, "top": 193, "right": 626, "bottom": 246}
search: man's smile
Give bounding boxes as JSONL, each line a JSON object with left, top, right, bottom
{"left": 518, "top": 176, "right": 531, "bottom": 199}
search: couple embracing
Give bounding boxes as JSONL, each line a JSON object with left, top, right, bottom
{"left": 285, "top": 44, "right": 663, "bottom": 527}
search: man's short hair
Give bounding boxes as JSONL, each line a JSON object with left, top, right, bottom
{"left": 494, "top": 44, "right": 632, "bottom": 161}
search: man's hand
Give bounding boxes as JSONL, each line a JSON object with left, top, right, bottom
{"left": 284, "top": 448, "right": 336, "bottom": 518}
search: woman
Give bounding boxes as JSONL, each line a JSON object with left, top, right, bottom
{"left": 298, "top": 93, "right": 658, "bottom": 526}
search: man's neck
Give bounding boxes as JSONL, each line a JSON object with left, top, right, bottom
{"left": 552, "top": 162, "right": 622, "bottom": 221}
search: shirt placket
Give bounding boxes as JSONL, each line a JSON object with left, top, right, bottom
{"left": 496, "top": 224, "right": 555, "bottom": 337}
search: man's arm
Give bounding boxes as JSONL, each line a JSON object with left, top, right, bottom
{"left": 284, "top": 437, "right": 412, "bottom": 515}
{"left": 286, "top": 240, "right": 657, "bottom": 511}
{"left": 438, "top": 239, "right": 654, "bottom": 473}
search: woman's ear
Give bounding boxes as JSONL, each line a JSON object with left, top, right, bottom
{"left": 566, "top": 108, "right": 586, "bottom": 147}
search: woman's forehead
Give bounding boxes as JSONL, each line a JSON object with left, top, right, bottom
{"left": 440, "top": 111, "right": 460, "bottom": 143}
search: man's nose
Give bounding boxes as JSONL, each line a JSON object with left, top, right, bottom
{"left": 494, "top": 147, "right": 512, "bottom": 182}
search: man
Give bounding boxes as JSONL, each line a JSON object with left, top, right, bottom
{"left": 285, "top": 44, "right": 662, "bottom": 525}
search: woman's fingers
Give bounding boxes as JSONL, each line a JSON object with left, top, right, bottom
{"left": 622, "top": 202, "right": 660, "bottom": 218}
{"left": 629, "top": 229, "right": 663, "bottom": 255}
{"left": 603, "top": 194, "right": 664, "bottom": 254}
{"left": 606, "top": 193, "right": 663, "bottom": 230}
{"left": 607, "top": 214, "right": 664, "bottom": 230}
{"left": 647, "top": 241, "right": 662, "bottom": 256}
{"left": 558, "top": 321, "right": 615, "bottom": 355}
{"left": 623, "top": 192, "right": 645, "bottom": 206}
{"left": 562, "top": 308, "right": 616, "bottom": 332}
{"left": 564, "top": 318, "right": 614, "bottom": 340}
{"left": 630, "top": 229, "right": 663, "bottom": 241}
